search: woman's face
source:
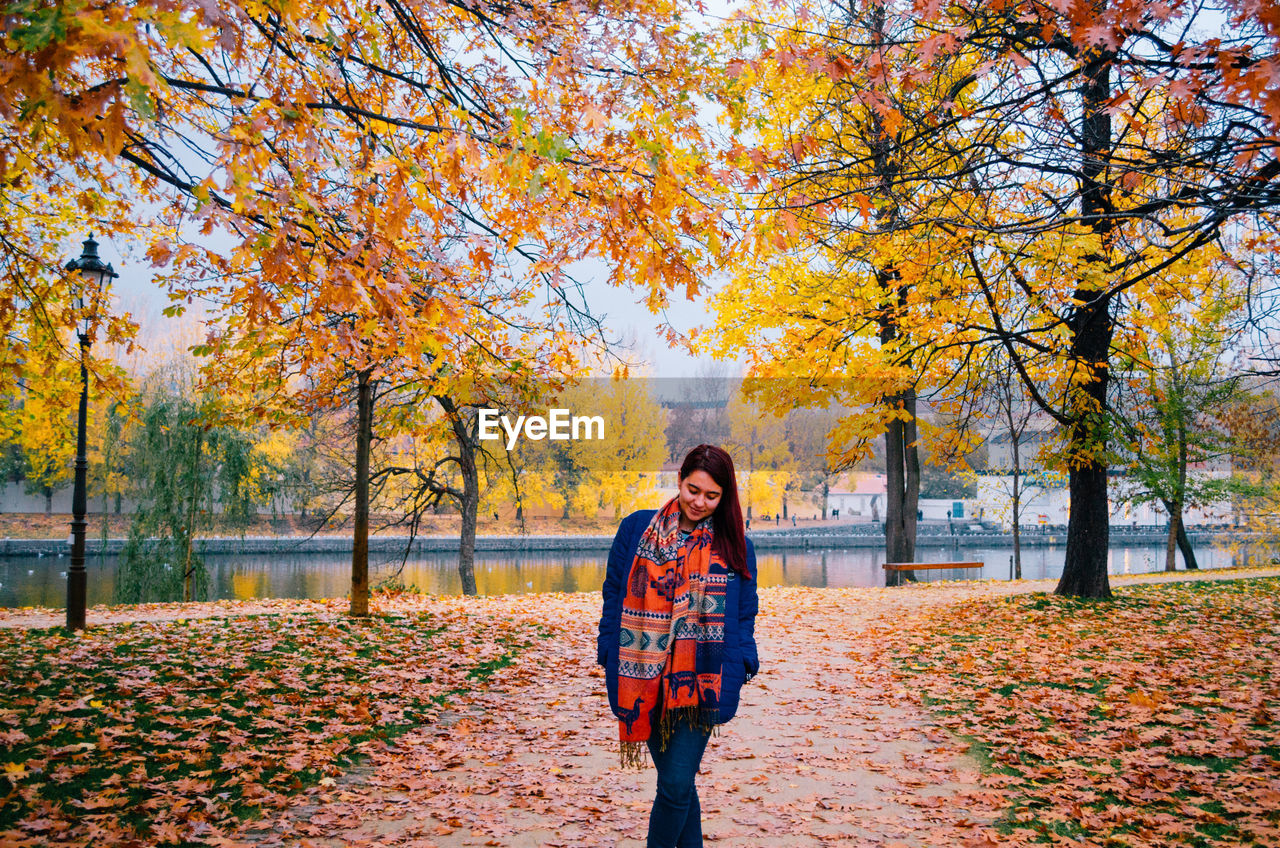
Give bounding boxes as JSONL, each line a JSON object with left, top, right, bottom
{"left": 677, "top": 469, "right": 723, "bottom": 528}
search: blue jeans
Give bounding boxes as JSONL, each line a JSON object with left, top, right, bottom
{"left": 645, "top": 722, "right": 713, "bottom": 848}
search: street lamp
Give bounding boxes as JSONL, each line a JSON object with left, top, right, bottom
{"left": 64, "top": 234, "right": 116, "bottom": 631}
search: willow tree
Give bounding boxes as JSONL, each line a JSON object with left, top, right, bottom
{"left": 115, "top": 388, "right": 259, "bottom": 603}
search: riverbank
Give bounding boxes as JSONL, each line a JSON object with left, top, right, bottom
{"left": 0, "top": 511, "right": 622, "bottom": 543}
{"left": 0, "top": 523, "right": 1257, "bottom": 557}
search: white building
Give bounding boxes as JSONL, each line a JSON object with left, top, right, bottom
{"left": 975, "top": 472, "right": 1236, "bottom": 529}
{"left": 826, "top": 473, "right": 886, "bottom": 519}
{"left": 827, "top": 474, "right": 977, "bottom": 521}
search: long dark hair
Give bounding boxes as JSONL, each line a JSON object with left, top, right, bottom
{"left": 679, "top": 444, "right": 750, "bottom": 579}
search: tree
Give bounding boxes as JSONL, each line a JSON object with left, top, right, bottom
{"left": 1218, "top": 388, "right": 1280, "bottom": 546}
{"left": 706, "top": 1, "right": 981, "bottom": 580}
{"left": 910, "top": 2, "right": 1279, "bottom": 598}
{"left": 725, "top": 384, "right": 792, "bottom": 521}
{"left": 663, "top": 371, "right": 733, "bottom": 463}
{"left": 116, "top": 387, "right": 259, "bottom": 603}
{"left": 15, "top": 374, "right": 76, "bottom": 514}
{"left": 559, "top": 377, "right": 666, "bottom": 520}
{"left": 784, "top": 405, "right": 845, "bottom": 519}
{"left": 711, "top": 0, "right": 1280, "bottom": 597}
{"left": 2, "top": 4, "right": 143, "bottom": 445}
{"left": 88, "top": 397, "right": 129, "bottom": 546}
{"left": 372, "top": 356, "right": 579, "bottom": 596}
{"left": 975, "top": 351, "right": 1042, "bottom": 579}
{"left": 1114, "top": 250, "right": 1261, "bottom": 571}
{"left": 6, "top": 0, "right": 734, "bottom": 611}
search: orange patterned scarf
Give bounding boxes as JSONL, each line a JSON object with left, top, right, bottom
{"left": 616, "top": 498, "right": 728, "bottom": 768}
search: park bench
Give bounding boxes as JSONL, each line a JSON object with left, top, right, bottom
{"left": 883, "top": 561, "right": 984, "bottom": 573}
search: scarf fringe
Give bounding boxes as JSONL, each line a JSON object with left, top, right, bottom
{"left": 659, "top": 705, "right": 719, "bottom": 748}
{"left": 620, "top": 740, "right": 647, "bottom": 770}
{"left": 619, "top": 707, "right": 720, "bottom": 770}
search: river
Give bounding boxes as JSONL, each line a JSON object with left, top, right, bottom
{"left": 1, "top": 540, "right": 1272, "bottom": 608}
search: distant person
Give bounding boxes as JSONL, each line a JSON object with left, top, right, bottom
{"left": 596, "top": 444, "right": 760, "bottom": 848}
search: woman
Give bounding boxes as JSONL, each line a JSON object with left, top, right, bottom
{"left": 597, "top": 444, "right": 760, "bottom": 848}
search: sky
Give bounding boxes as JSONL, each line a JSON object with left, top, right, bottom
{"left": 89, "top": 229, "right": 731, "bottom": 379}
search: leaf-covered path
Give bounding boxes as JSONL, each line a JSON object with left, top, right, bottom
{"left": 3, "top": 567, "right": 1277, "bottom": 847}
{"left": 243, "top": 589, "right": 1002, "bottom": 848}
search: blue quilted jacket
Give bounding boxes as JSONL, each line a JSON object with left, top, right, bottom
{"left": 596, "top": 509, "right": 761, "bottom": 725}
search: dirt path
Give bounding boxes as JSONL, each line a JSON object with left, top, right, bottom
{"left": 223, "top": 568, "right": 1280, "bottom": 847}
{"left": 6, "top": 568, "right": 1278, "bottom": 846}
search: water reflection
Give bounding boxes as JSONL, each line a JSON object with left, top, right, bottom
{"left": 0, "top": 542, "right": 1271, "bottom": 609}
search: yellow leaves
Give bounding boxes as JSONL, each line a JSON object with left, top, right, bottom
{"left": 191, "top": 180, "right": 212, "bottom": 206}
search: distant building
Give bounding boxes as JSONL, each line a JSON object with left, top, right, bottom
{"left": 826, "top": 473, "right": 886, "bottom": 519}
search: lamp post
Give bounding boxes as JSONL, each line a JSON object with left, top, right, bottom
{"left": 64, "top": 235, "right": 116, "bottom": 631}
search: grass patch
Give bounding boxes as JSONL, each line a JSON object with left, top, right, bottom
{"left": 885, "top": 576, "right": 1280, "bottom": 846}
{"left": 0, "top": 604, "right": 543, "bottom": 846}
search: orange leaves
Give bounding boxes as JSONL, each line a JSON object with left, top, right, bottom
{"left": 854, "top": 192, "right": 874, "bottom": 221}
{"left": 3, "top": 0, "right": 741, "bottom": 431}
{"left": 888, "top": 578, "right": 1280, "bottom": 846}
{"left": 826, "top": 52, "right": 858, "bottom": 83}
{"left": 0, "top": 601, "right": 551, "bottom": 845}
{"left": 1125, "top": 688, "right": 1164, "bottom": 709}
{"left": 581, "top": 103, "right": 608, "bottom": 132}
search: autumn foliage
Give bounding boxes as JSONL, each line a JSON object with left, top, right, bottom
{"left": 0, "top": 601, "right": 546, "bottom": 846}
{"left": 884, "top": 577, "right": 1280, "bottom": 845}
{"left": 703, "top": 0, "right": 1280, "bottom": 595}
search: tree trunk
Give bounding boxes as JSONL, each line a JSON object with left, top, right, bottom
{"left": 44, "top": 486, "right": 53, "bottom": 515}
{"left": 437, "top": 396, "right": 480, "bottom": 596}
{"left": 884, "top": 389, "right": 920, "bottom": 586}
{"left": 350, "top": 367, "right": 373, "bottom": 617}
{"left": 1008, "top": 401, "right": 1023, "bottom": 580}
{"left": 1057, "top": 464, "right": 1113, "bottom": 597}
{"left": 1176, "top": 520, "right": 1199, "bottom": 570}
{"left": 1055, "top": 45, "right": 1115, "bottom": 600}
{"left": 1163, "top": 498, "right": 1199, "bottom": 570}
{"left": 863, "top": 0, "right": 917, "bottom": 587}
{"left": 1011, "top": 481, "right": 1023, "bottom": 580}
{"left": 1171, "top": 420, "right": 1197, "bottom": 569}
{"left": 454, "top": 414, "right": 480, "bottom": 596}
{"left": 183, "top": 430, "right": 203, "bottom": 602}
{"left": 458, "top": 467, "right": 479, "bottom": 596}
{"left": 1163, "top": 499, "right": 1182, "bottom": 572}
